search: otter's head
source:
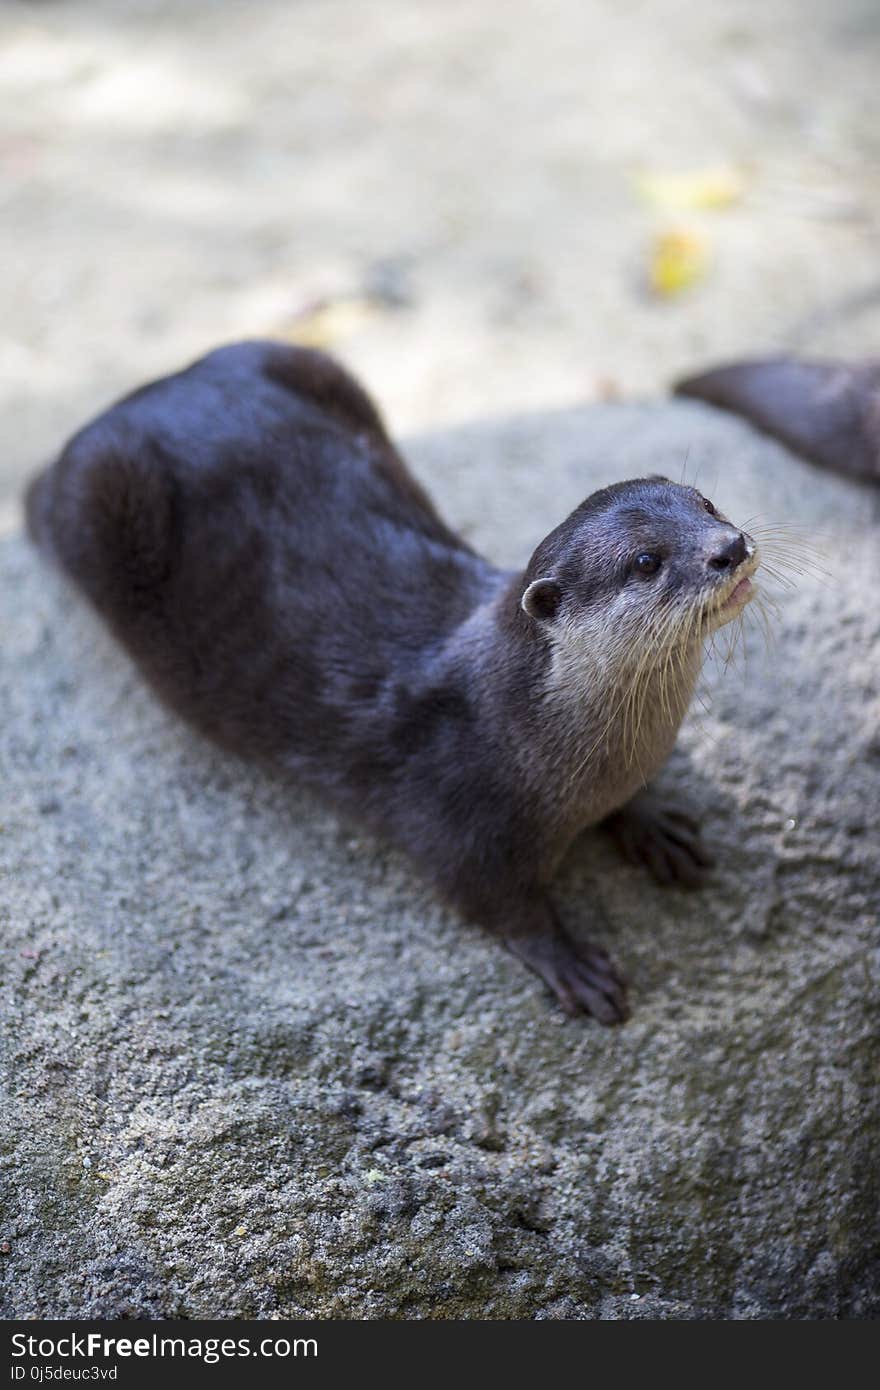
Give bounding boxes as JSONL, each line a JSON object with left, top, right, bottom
{"left": 519, "top": 477, "right": 759, "bottom": 661}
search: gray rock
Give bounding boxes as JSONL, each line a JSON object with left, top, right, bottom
{"left": 1, "top": 400, "right": 878, "bottom": 1319}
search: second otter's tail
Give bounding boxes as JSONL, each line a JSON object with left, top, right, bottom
{"left": 23, "top": 426, "right": 177, "bottom": 623}
{"left": 675, "top": 357, "right": 880, "bottom": 484}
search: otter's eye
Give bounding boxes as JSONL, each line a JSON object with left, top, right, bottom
{"left": 634, "top": 552, "right": 662, "bottom": 577}
{"left": 702, "top": 497, "right": 717, "bottom": 517}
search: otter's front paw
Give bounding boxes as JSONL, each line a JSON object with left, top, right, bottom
{"left": 607, "top": 797, "right": 714, "bottom": 889}
{"left": 506, "top": 920, "right": 629, "bottom": 1025}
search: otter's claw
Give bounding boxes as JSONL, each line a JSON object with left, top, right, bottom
{"left": 506, "top": 920, "right": 629, "bottom": 1025}
{"left": 607, "top": 797, "right": 714, "bottom": 889}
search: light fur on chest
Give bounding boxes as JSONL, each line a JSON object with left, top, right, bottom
{"left": 536, "top": 627, "right": 703, "bottom": 834}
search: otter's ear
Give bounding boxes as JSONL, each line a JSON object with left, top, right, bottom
{"left": 521, "top": 577, "right": 563, "bottom": 622}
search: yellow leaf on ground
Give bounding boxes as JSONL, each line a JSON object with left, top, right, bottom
{"left": 649, "top": 229, "right": 710, "bottom": 297}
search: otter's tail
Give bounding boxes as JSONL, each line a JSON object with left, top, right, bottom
{"left": 23, "top": 427, "right": 176, "bottom": 621}
{"left": 674, "top": 357, "right": 880, "bottom": 484}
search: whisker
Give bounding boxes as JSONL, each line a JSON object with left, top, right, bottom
{"left": 680, "top": 446, "right": 692, "bottom": 487}
{"left": 757, "top": 562, "right": 799, "bottom": 591}
{"left": 756, "top": 549, "right": 832, "bottom": 583}
{"left": 750, "top": 531, "right": 830, "bottom": 566}
{"left": 745, "top": 516, "right": 833, "bottom": 539}
{"left": 749, "top": 595, "right": 776, "bottom": 653}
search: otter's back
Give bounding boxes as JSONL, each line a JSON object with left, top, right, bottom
{"left": 27, "top": 341, "right": 493, "bottom": 764}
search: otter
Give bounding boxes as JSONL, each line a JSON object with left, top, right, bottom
{"left": 26, "top": 341, "right": 760, "bottom": 1024}
{"left": 676, "top": 356, "right": 880, "bottom": 484}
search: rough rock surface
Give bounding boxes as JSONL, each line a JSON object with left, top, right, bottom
{"left": 1, "top": 400, "right": 878, "bottom": 1319}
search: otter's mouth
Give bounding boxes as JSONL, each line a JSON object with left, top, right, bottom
{"left": 721, "top": 574, "right": 753, "bottom": 611}
{"left": 708, "top": 552, "right": 760, "bottom": 622}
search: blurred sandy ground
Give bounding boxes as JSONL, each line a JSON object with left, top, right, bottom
{"left": 2, "top": 0, "right": 880, "bottom": 535}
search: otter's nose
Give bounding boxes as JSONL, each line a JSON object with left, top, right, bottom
{"left": 708, "top": 532, "right": 748, "bottom": 571}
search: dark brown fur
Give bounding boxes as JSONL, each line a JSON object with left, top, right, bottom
{"left": 27, "top": 341, "right": 755, "bottom": 1023}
